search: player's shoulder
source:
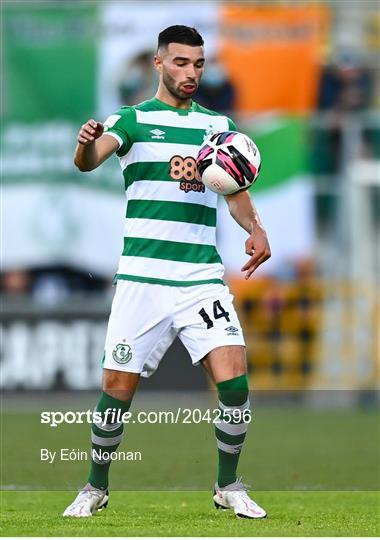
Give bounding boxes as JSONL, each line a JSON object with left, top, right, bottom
{"left": 111, "top": 98, "right": 167, "bottom": 117}
{"left": 133, "top": 98, "right": 163, "bottom": 112}
{"left": 192, "top": 102, "right": 237, "bottom": 130}
{"left": 110, "top": 104, "right": 136, "bottom": 118}
{"left": 104, "top": 105, "right": 137, "bottom": 130}
{"left": 192, "top": 102, "right": 225, "bottom": 117}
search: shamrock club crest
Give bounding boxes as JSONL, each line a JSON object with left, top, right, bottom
{"left": 112, "top": 343, "right": 132, "bottom": 364}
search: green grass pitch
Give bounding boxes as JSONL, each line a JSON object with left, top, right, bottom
{"left": 1, "top": 393, "right": 379, "bottom": 536}
{"left": 1, "top": 490, "right": 379, "bottom": 536}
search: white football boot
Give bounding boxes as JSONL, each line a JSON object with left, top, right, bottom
{"left": 62, "top": 483, "right": 109, "bottom": 517}
{"left": 213, "top": 477, "right": 267, "bottom": 519}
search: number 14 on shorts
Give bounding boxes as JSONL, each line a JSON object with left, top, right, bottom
{"left": 199, "top": 299, "right": 230, "bottom": 329}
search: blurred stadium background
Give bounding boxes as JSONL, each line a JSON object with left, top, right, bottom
{"left": 1, "top": 0, "right": 379, "bottom": 492}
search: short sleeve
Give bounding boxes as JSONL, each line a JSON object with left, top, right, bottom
{"left": 227, "top": 117, "right": 238, "bottom": 131}
{"left": 103, "top": 106, "right": 135, "bottom": 157}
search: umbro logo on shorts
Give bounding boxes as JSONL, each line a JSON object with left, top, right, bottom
{"left": 225, "top": 326, "right": 239, "bottom": 335}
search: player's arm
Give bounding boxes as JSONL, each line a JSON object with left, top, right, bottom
{"left": 74, "top": 119, "right": 119, "bottom": 171}
{"left": 224, "top": 190, "right": 271, "bottom": 279}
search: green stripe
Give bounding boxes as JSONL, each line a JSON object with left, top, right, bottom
{"left": 134, "top": 124, "right": 206, "bottom": 145}
{"left": 123, "top": 161, "right": 173, "bottom": 189}
{"left": 91, "top": 442, "right": 120, "bottom": 453}
{"left": 126, "top": 199, "right": 216, "bottom": 227}
{"left": 115, "top": 274, "right": 224, "bottom": 287}
{"left": 122, "top": 237, "right": 221, "bottom": 264}
{"left": 219, "top": 410, "right": 245, "bottom": 425}
{"left": 215, "top": 427, "right": 246, "bottom": 446}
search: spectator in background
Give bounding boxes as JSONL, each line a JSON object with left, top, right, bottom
{"left": 1, "top": 267, "right": 71, "bottom": 305}
{"left": 117, "top": 50, "right": 158, "bottom": 106}
{"left": 318, "top": 51, "right": 373, "bottom": 112}
{"left": 0, "top": 269, "right": 31, "bottom": 297}
{"left": 313, "top": 51, "right": 374, "bottom": 176}
{"left": 196, "top": 58, "right": 235, "bottom": 115}
{"left": 31, "top": 270, "right": 70, "bottom": 306}
{"left": 0, "top": 267, "right": 110, "bottom": 305}
{"left": 29, "top": 267, "right": 110, "bottom": 305}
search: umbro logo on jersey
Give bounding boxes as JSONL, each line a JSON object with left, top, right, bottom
{"left": 225, "top": 326, "right": 239, "bottom": 335}
{"left": 150, "top": 128, "right": 166, "bottom": 140}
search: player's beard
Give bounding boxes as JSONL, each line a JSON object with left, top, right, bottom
{"left": 162, "top": 70, "right": 198, "bottom": 101}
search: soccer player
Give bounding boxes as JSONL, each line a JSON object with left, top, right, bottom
{"left": 63, "top": 25, "right": 271, "bottom": 519}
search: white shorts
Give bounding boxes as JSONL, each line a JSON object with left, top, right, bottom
{"left": 103, "top": 280, "right": 245, "bottom": 377}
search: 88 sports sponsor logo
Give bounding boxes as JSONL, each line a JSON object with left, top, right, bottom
{"left": 169, "top": 155, "right": 205, "bottom": 193}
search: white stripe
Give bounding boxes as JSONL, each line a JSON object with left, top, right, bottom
{"left": 91, "top": 432, "right": 123, "bottom": 446}
{"left": 125, "top": 218, "right": 216, "bottom": 246}
{"left": 120, "top": 142, "right": 201, "bottom": 170}
{"left": 104, "top": 131, "right": 123, "bottom": 148}
{"left": 93, "top": 409, "right": 123, "bottom": 432}
{"left": 218, "top": 399, "right": 250, "bottom": 412}
{"left": 126, "top": 180, "right": 217, "bottom": 209}
{"left": 215, "top": 421, "right": 248, "bottom": 436}
{"left": 216, "top": 440, "right": 243, "bottom": 454}
{"left": 136, "top": 109, "right": 229, "bottom": 131}
{"left": 117, "top": 256, "right": 224, "bottom": 283}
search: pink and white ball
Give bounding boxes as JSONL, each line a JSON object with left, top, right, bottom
{"left": 196, "top": 131, "right": 261, "bottom": 195}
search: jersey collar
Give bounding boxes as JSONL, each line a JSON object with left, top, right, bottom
{"left": 151, "top": 97, "right": 195, "bottom": 116}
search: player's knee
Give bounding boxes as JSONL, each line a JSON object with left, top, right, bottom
{"left": 102, "top": 368, "right": 140, "bottom": 402}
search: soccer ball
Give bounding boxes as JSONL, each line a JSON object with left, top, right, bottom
{"left": 196, "top": 131, "right": 261, "bottom": 195}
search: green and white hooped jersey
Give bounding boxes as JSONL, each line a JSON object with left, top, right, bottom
{"left": 104, "top": 97, "right": 236, "bottom": 287}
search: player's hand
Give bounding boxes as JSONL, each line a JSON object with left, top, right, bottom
{"left": 78, "top": 119, "right": 104, "bottom": 145}
{"left": 241, "top": 226, "right": 271, "bottom": 279}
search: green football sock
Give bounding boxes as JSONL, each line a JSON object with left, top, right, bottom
{"left": 215, "top": 374, "right": 250, "bottom": 488}
{"left": 88, "top": 391, "right": 131, "bottom": 490}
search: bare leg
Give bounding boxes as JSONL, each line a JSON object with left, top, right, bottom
{"left": 102, "top": 368, "right": 140, "bottom": 401}
{"left": 201, "top": 345, "right": 247, "bottom": 383}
